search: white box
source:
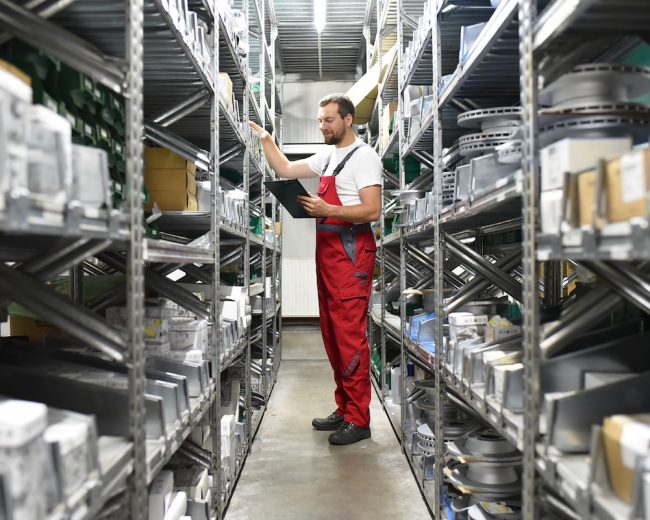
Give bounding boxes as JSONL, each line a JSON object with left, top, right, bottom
{"left": 540, "top": 189, "right": 564, "bottom": 235}
{"left": 163, "top": 491, "right": 187, "bottom": 520}
{"left": 540, "top": 137, "right": 632, "bottom": 191}
{"left": 0, "top": 69, "right": 31, "bottom": 209}
{"left": 71, "top": 144, "right": 111, "bottom": 213}
{"left": 170, "top": 318, "right": 208, "bottom": 351}
{"left": 27, "top": 105, "right": 72, "bottom": 209}
{"left": 0, "top": 399, "right": 48, "bottom": 519}
{"left": 485, "top": 325, "right": 521, "bottom": 342}
{"left": 149, "top": 470, "right": 174, "bottom": 520}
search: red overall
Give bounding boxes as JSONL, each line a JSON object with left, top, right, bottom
{"left": 315, "top": 147, "right": 377, "bottom": 428}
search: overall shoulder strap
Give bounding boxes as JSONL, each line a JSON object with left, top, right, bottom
{"left": 332, "top": 145, "right": 364, "bottom": 177}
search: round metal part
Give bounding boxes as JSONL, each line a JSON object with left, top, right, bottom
{"left": 447, "top": 430, "right": 521, "bottom": 463}
{"left": 496, "top": 140, "right": 522, "bottom": 165}
{"left": 539, "top": 102, "right": 650, "bottom": 122}
{"left": 459, "top": 131, "right": 516, "bottom": 158}
{"left": 447, "top": 463, "right": 521, "bottom": 500}
{"left": 457, "top": 107, "right": 522, "bottom": 131}
{"left": 539, "top": 63, "right": 650, "bottom": 108}
{"left": 539, "top": 116, "right": 650, "bottom": 147}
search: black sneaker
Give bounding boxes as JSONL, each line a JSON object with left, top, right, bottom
{"left": 328, "top": 422, "right": 371, "bottom": 445}
{"left": 312, "top": 411, "right": 344, "bottom": 431}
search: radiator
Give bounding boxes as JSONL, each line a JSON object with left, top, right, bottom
{"left": 282, "top": 258, "right": 319, "bottom": 317}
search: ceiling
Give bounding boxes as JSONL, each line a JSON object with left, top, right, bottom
{"left": 272, "top": 0, "right": 376, "bottom": 78}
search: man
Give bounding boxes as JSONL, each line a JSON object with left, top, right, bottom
{"left": 250, "top": 93, "right": 382, "bottom": 445}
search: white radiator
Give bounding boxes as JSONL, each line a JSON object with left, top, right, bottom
{"left": 282, "top": 258, "right": 319, "bottom": 317}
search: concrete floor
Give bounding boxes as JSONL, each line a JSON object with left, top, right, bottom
{"left": 226, "top": 328, "right": 431, "bottom": 520}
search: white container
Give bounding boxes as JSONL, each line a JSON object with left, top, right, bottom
{"left": 27, "top": 105, "right": 72, "bottom": 210}
{"left": 0, "top": 399, "right": 48, "bottom": 519}
{"left": 0, "top": 69, "right": 32, "bottom": 209}
{"left": 170, "top": 318, "right": 208, "bottom": 351}
{"left": 540, "top": 189, "right": 564, "bottom": 235}
{"left": 71, "top": 144, "right": 111, "bottom": 214}
{"left": 540, "top": 137, "right": 632, "bottom": 191}
{"left": 390, "top": 367, "right": 401, "bottom": 403}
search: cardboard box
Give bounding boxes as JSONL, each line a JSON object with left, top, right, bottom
{"left": 9, "top": 315, "right": 64, "bottom": 342}
{"left": 145, "top": 147, "right": 197, "bottom": 174}
{"left": 146, "top": 190, "right": 198, "bottom": 211}
{"left": 540, "top": 137, "right": 632, "bottom": 192}
{"left": 145, "top": 168, "right": 196, "bottom": 195}
{"left": 605, "top": 148, "right": 650, "bottom": 223}
{"left": 603, "top": 414, "right": 650, "bottom": 504}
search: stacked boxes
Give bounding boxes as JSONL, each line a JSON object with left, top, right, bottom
{"left": 539, "top": 137, "right": 632, "bottom": 234}
{"left": 144, "top": 148, "right": 197, "bottom": 212}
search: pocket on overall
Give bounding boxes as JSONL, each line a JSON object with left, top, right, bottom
{"left": 339, "top": 229, "right": 357, "bottom": 264}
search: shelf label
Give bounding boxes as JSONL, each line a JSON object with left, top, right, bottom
{"left": 621, "top": 151, "right": 646, "bottom": 203}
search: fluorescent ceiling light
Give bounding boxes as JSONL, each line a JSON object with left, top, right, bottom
{"left": 314, "top": 0, "right": 326, "bottom": 32}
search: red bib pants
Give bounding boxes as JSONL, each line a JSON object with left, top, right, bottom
{"left": 315, "top": 147, "right": 376, "bottom": 428}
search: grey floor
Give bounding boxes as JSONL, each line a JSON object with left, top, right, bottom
{"left": 226, "top": 326, "right": 431, "bottom": 520}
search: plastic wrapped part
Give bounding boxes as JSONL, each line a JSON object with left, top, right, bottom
{"left": 27, "top": 105, "right": 72, "bottom": 209}
{"left": 71, "top": 144, "right": 111, "bottom": 213}
{"left": 0, "top": 68, "right": 32, "bottom": 208}
{"left": 470, "top": 153, "right": 520, "bottom": 198}
{"left": 0, "top": 399, "right": 48, "bottom": 519}
{"left": 455, "top": 164, "right": 471, "bottom": 202}
{"left": 459, "top": 23, "right": 487, "bottom": 63}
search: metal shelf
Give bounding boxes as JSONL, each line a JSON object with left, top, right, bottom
{"left": 403, "top": 27, "right": 433, "bottom": 88}
{"left": 380, "top": 129, "right": 401, "bottom": 161}
{"left": 438, "top": 0, "right": 519, "bottom": 108}
{"left": 379, "top": 49, "right": 399, "bottom": 103}
{"left": 533, "top": 0, "right": 650, "bottom": 52}
{"left": 144, "top": 239, "right": 215, "bottom": 264}
{"left": 537, "top": 219, "right": 650, "bottom": 261}
{"left": 221, "top": 335, "right": 248, "bottom": 373}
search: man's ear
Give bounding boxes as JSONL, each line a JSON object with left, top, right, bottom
{"left": 346, "top": 113, "right": 354, "bottom": 127}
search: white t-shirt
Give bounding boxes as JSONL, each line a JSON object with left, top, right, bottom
{"left": 306, "top": 137, "right": 382, "bottom": 206}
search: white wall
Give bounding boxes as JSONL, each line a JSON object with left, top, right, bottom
{"left": 280, "top": 80, "right": 355, "bottom": 317}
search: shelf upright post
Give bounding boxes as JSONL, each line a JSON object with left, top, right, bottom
{"left": 210, "top": 5, "right": 223, "bottom": 518}
{"left": 125, "top": 0, "right": 147, "bottom": 517}
{"left": 431, "top": 0, "right": 445, "bottom": 515}
{"left": 519, "top": 0, "right": 541, "bottom": 518}
{"left": 243, "top": 0, "right": 253, "bottom": 450}
{"left": 259, "top": 0, "right": 269, "bottom": 400}
{"left": 269, "top": 10, "right": 280, "bottom": 382}
{"left": 378, "top": 0, "right": 388, "bottom": 402}
{"left": 397, "top": 0, "right": 409, "bottom": 449}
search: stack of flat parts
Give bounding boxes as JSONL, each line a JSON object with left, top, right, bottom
{"left": 539, "top": 63, "right": 650, "bottom": 146}
{"left": 452, "top": 495, "right": 522, "bottom": 520}
{"left": 445, "top": 430, "right": 522, "bottom": 502}
{"left": 457, "top": 107, "right": 522, "bottom": 158}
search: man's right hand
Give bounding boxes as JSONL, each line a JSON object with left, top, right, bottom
{"left": 249, "top": 121, "right": 270, "bottom": 142}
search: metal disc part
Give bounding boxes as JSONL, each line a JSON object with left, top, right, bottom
{"left": 447, "top": 430, "right": 521, "bottom": 463}
{"left": 540, "top": 116, "right": 650, "bottom": 147}
{"left": 459, "top": 131, "right": 517, "bottom": 158}
{"left": 447, "top": 463, "right": 521, "bottom": 500}
{"left": 539, "top": 63, "right": 650, "bottom": 108}
{"left": 457, "top": 107, "right": 522, "bottom": 132}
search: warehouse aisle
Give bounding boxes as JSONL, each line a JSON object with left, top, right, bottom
{"left": 226, "top": 325, "right": 431, "bottom": 519}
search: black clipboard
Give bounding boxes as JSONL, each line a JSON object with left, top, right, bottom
{"left": 264, "top": 179, "right": 315, "bottom": 219}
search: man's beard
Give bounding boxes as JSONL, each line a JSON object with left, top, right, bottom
{"left": 323, "top": 130, "right": 342, "bottom": 145}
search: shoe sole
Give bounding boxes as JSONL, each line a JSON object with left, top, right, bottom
{"left": 328, "top": 430, "right": 371, "bottom": 445}
{"left": 312, "top": 421, "right": 343, "bottom": 431}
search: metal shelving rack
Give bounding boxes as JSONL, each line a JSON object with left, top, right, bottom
{"left": 0, "top": 1, "right": 282, "bottom": 518}
{"left": 371, "top": 0, "right": 650, "bottom": 519}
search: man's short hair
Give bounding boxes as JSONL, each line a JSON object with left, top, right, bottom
{"left": 319, "top": 93, "right": 355, "bottom": 120}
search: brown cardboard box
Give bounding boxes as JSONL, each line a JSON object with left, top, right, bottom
{"left": 9, "top": 315, "right": 64, "bottom": 342}
{"left": 603, "top": 414, "right": 650, "bottom": 504}
{"left": 606, "top": 149, "right": 650, "bottom": 223}
{"left": 146, "top": 190, "right": 198, "bottom": 211}
{"left": 144, "top": 147, "right": 197, "bottom": 174}
{"left": 145, "top": 168, "right": 196, "bottom": 195}
{"left": 577, "top": 169, "right": 596, "bottom": 227}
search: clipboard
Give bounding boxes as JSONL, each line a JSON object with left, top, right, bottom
{"left": 264, "top": 179, "right": 315, "bottom": 219}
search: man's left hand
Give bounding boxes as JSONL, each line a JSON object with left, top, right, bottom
{"left": 297, "top": 195, "right": 332, "bottom": 217}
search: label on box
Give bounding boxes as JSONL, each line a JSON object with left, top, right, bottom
{"left": 621, "top": 422, "right": 650, "bottom": 468}
{"left": 621, "top": 151, "right": 646, "bottom": 203}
